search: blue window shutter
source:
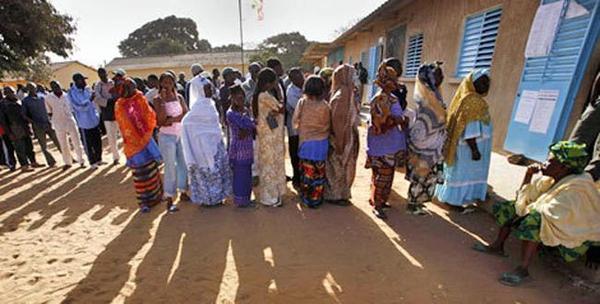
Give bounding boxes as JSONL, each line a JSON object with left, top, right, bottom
{"left": 456, "top": 7, "right": 503, "bottom": 77}
{"left": 522, "top": 0, "right": 595, "bottom": 82}
{"left": 404, "top": 33, "right": 423, "bottom": 78}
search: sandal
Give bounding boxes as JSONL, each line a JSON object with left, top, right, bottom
{"left": 166, "top": 203, "right": 179, "bottom": 213}
{"left": 499, "top": 268, "right": 530, "bottom": 287}
{"left": 472, "top": 242, "right": 508, "bottom": 257}
{"left": 406, "top": 205, "right": 430, "bottom": 216}
{"left": 372, "top": 207, "right": 387, "bottom": 219}
{"left": 382, "top": 202, "right": 392, "bottom": 209}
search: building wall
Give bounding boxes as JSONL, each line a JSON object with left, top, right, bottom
{"left": 51, "top": 62, "right": 99, "bottom": 88}
{"left": 330, "top": 0, "right": 597, "bottom": 152}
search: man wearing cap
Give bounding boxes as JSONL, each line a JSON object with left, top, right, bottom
{"left": 95, "top": 68, "right": 120, "bottom": 165}
{"left": 22, "top": 82, "right": 61, "bottom": 167}
{"left": 69, "top": 72, "right": 103, "bottom": 169}
{"left": 185, "top": 63, "right": 204, "bottom": 106}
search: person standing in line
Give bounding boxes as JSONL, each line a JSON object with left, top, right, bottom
{"left": 226, "top": 84, "right": 256, "bottom": 207}
{"left": 154, "top": 72, "right": 190, "bottom": 212}
{"left": 242, "top": 62, "right": 262, "bottom": 183}
{"left": 382, "top": 58, "right": 409, "bottom": 168}
{"left": 324, "top": 64, "right": 360, "bottom": 206}
{"left": 184, "top": 64, "right": 204, "bottom": 107}
{"left": 177, "top": 72, "right": 187, "bottom": 96}
{"left": 436, "top": 69, "right": 493, "bottom": 212}
{"left": 267, "top": 58, "right": 292, "bottom": 183}
{"left": 211, "top": 68, "right": 221, "bottom": 88}
{"left": 292, "top": 76, "right": 331, "bottom": 208}
{"left": 144, "top": 74, "right": 160, "bottom": 108}
{"left": 45, "top": 81, "right": 85, "bottom": 170}
{"left": 114, "top": 78, "right": 165, "bottom": 213}
{"left": 22, "top": 82, "right": 61, "bottom": 167}
{"left": 0, "top": 90, "right": 17, "bottom": 171}
{"left": 253, "top": 68, "right": 286, "bottom": 207}
{"left": 319, "top": 67, "right": 334, "bottom": 101}
{"left": 242, "top": 62, "right": 262, "bottom": 109}
{"left": 69, "top": 73, "right": 104, "bottom": 169}
{"left": 406, "top": 62, "right": 447, "bottom": 216}
{"left": 218, "top": 67, "right": 237, "bottom": 121}
{"left": 569, "top": 70, "right": 600, "bottom": 181}
{"left": 181, "top": 74, "right": 232, "bottom": 207}
{"left": 1, "top": 87, "right": 37, "bottom": 172}
{"left": 285, "top": 67, "right": 304, "bottom": 189}
{"left": 365, "top": 65, "right": 408, "bottom": 219}
{"left": 95, "top": 68, "right": 120, "bottom": 165}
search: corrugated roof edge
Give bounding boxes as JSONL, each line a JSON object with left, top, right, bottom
{"left": 330, "top": 0, "right": 413, "bottom": 47}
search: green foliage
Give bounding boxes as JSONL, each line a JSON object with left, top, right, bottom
{"left": 250, "top": 32, "right": 309, "bottom": 69}
{"left": 118, "top": 16, "right": 211, "bottom": 57}
{"left": 213, "top": 44, "right": 242, "bottom": 53}
{"left": 16, "top": 55, "right": 53, "bottom": 83}
{"left": 0, "top": 0, "right": 75, "bottom": 78}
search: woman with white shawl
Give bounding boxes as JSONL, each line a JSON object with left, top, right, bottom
{"left": 181, "top": 75, "right": 232, "bottom": 206}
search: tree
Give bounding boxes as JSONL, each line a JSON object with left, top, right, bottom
{"left": 0, "top": 0, "right": 75, "bottom": 78}
{"left": 16, "top": 55, "right": 53, "bottom": 83}
{"left": 249, "top": 32, "right": 309, "bottom": 69}
{"left": 118, "top": 16, "right": 211, "bottom": 57}
{"left": 213, "top": 44, "right": 242, "bottom": 53}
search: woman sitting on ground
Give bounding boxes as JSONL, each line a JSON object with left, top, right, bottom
{"left": 473, "top": 141, "right": 600, "bottom": 286}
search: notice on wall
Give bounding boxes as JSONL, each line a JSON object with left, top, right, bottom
{"left": 514, "top": 90, "right": 538, "bottom": 124}
{"left": 524, "top": 0, "right": 564, "bottom": 58}
{"left": 529, "top": 90, "right": 560, "bottom": 134}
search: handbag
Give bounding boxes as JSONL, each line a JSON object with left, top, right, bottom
{"left": 266, "top": 113, "right": 279, "bottom": 130}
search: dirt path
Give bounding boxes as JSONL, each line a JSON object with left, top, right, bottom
{"left": 0, "top": 131, "right": 596, "bottom": 303}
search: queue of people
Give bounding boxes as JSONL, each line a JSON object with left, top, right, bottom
{"left": 1, "top": 58, "right": 599, "bottom": 288}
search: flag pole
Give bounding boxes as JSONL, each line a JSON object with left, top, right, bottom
{"left": 238, "top": 0, "right": 245, "bottom": 74}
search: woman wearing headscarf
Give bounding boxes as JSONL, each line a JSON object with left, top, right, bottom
{"left": 253, "top": 68, "right": 286, "bottom": 207}
{"left": 319, "top": 67, "right": 334, "bottom": 101}
{"left": 181, "top": 74, "right": 232, "bottom": 207}
{"left": 436, "top": 69, "right": 492, "bottom": 211}
{"left": 406, "top": 62, "right": 446, "bottom": 216}
{"left": 324, "top": 64, "right": 360, "bottom": 206}
{"left": 114, "top": 78, "right": 164, "bottom": 213}
{"left": 365, "top": 63, "right": 408, "bottom": 219}
{"left": 293, "top": 76, "right": 331, "bottom": 208}
{"left": 473, "top": 141, "right": 600, "bottom": 286}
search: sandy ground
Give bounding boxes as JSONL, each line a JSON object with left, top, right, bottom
{"left": 0, "top": 130, "right": 597, "bottom": 304}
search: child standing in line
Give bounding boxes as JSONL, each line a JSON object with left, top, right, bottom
{"left": 226, "top": 84, "right": 256, "bottom": 207}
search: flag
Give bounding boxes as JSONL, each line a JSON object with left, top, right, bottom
{"left": 251, "top": 0, "right": 264, "bottom": 21}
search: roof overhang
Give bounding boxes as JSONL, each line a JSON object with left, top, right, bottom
{"left": 301, "top": 42, "right": 332, "bottom": 63}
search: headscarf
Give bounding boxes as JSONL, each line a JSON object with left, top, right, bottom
{"left": 374, "top": 63, "right": 398, "bottom": 93}
{"left": 370, "top": 63, "right": 398, "bottom": 134}
{"left": 319, "top": 67, "right": 334, "bottom": 80}
{"left": 114, "top": 78, "right": 156, "bottom": 158}
{"left": 443, "top": 70, "right": 491, "bottom": 166}
{"left": 549, "top": 141, "right": 588, "bottom": 174}
{"left": 180, "top": 75, "right": 223, "bottom": 170}
{"left": 330, "top": 64, "right": 358, "bottom": 152}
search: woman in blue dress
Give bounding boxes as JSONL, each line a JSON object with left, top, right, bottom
{"left": 435, "top": 69, "right": 492, "bottom": 211}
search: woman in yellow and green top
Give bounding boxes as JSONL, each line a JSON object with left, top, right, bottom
{"left": 473, "top": 141, "right": 600, "bottom": 286}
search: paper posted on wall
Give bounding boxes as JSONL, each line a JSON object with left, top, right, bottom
{"left": 514, "top": 90, "right": 538, "bottom": 124}
{"left": 524, "top": 0, "right": 564, "bottom": 58}
{"left": 529, "top": 90, "right": 560, "bottom": 134}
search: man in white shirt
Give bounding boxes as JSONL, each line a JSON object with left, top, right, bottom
{"left": 286, "top": 68, "right": 304, "bottom": 188}
{"left": 94, "top": 68, "right": 119, "bottom": 165}
{"left": 45, "top": 81, "right": 84, "bottom": 170}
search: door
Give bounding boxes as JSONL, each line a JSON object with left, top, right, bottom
{"left": 368, "top": 44, "right": 384, "bottom": 100}
{"left": 504, "top": 0, "right": 600, "bottom": 161}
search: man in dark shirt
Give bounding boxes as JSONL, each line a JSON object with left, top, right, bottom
{"left": 0, "top": 90, "right": 17, "bottom": 170}
{"left": 22, "top": 82, "right": 61, "bottom": 167}
{"left": 2, "top": 87, "right": 40, "bottom": 171}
